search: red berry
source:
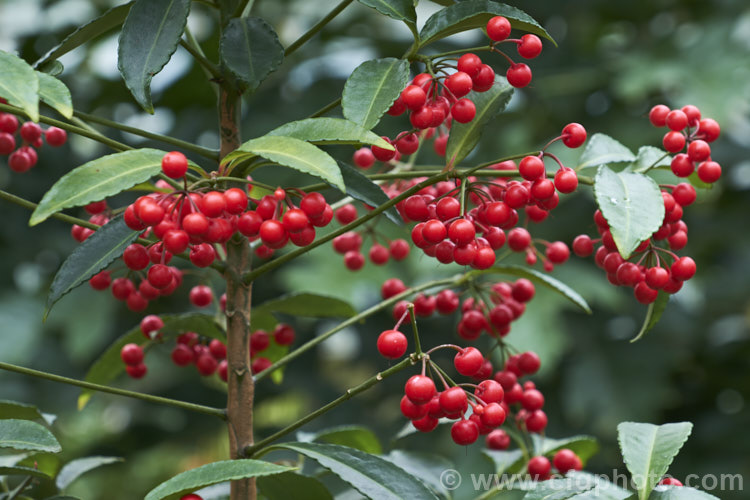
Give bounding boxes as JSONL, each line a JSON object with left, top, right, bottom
{"left": 395, "top": 133, "right": 420, "bottom": 155}
{"left": 519, "top": 155, "right": 545, "bottom": 180}
{"left": 553, "top": 449, "right": 582, "bottom": 473}
{"left": 45, "top": 127, "right": 67, "bottom": 147}
{"left": 126, "top": 363, "right": 147, "bottom": 379}
{"left": 697, "top": 161, "right": 721, "bottom": 183}
{"left": 120, "top": 343, "right": 144, "bottom": 365}
{"left": 251, "top": 357, "right": 272, "bottom": 374}
{"left": 259, "top": 220, "right": 287, "bottom": 248}
{"left": 336, "top": 204, "right": 358, "bottom": 225}
{"left": 123, "top": 243, "right": 150, "bottom": 270}
{"left": 344, "top": 250, "right": 365, "bottom": 270}
{"left": 412, "top": 415, "right": 439, "bottom": 432}
{"left": 209, "top": 339, "right": 227, "bottom": 359}
{"left": 698, "top": 118, "right": 720, "bottom": 142}
{"left": 401, "top": 85, "right": 427, "bottom": 110}
{"left": 190, "top": 243, "right": 216, "bottom": 267}
{"left": 196, "top": 353, "right": 218, "bottom": 376}
{"left": 486, "top": 429, "right": 511, "bottom": 450}
{"left": 672, "top": 183, "right": 696, "bottom": 206}
{"left": 273, "top": 323, "right": 295, "bottom": 345}
{"left": 475, "top": 380, "right": 504, "bottom": 404}
{"left": 486, "top": 16, "right": 511, "bottom": 41}
{"left": 481, "top": 402, "right": 506, "bottom": 427}
{"left": 659, "top": 478, "right": 684, "bottom": 487}
{"left": 111, "top": 277, "right": 135, "bottom": 301}
{"left": 546, "top": 241, "right": 570, "bottom": 264}
{"left": 457, "top": 53, "right": 482, "bottom": 78}
{"left": 440, "top": 387, "right": 468, "bottom": 415}
{"left": 670, "top": 154, "right": 694, "bottom": 177}
{"left": 451, "top": 419, "right": 479, "bottom": 445}
{"left": 663, "top": 131, "right": 686, "bottom": 153}
{"left": 634, "top": 281, "right": 659, "bottom": 304}
{"left": 369, "top": 243, "right": 389, "bottom": 265}
{"left": 223, "top": 188, "right": 248, "bottom": 214}
{"left": 353, "top": 147, "right": 375, "bottom": 168}
{"left": 666, "top": 110, "right": 688, "bottom": 131}
{"left": 671, "top": 256, "right": 696, "bottom": 281}
{"left": 507, "top": 227, "right": 531, "bottom": 251}
{"left": 400, "top": 395, "right": 428, "bottom": 420}
{"left": 561, "top": 123, "right": 587, "bottom": 148}
{"left": 20, "top": 121, "right": 42, "bottom": 143}
{"left": 521, "top": 389, "right": 544, "bottom": 411}
{"left": 450, "top": 98, "right": 476, "bottom": 123}
{"left": 372, "top": 137, "right": 397, "bottom": 162}
{"left": 448, "top": 219, "right": 476, "bottom": 245}
{"left": 405, "top": 375, "right": 437, "bottom": 404}
{"left": 161, "top": 151, "right": 188, "bottom": 179}
{"left": 472, "top": 64, "right": 495, "bottom": 91}
{"left": 517, "top": 34, "right": 542, "bottom": 59}
{"left": 518, "top": 351, "right": 541, "bottom": 374}
{"left": 377, "top": 329, "right": 408, "bottom": 359}
{"left": 171, "top": 344, "right": 194, "bottom": 366}
{"left": 299, "top": 192, "right": 327, "bottom": 217}
{"left": 687, "top": 140, "right": 711, "bottom": 162}
{"left": 445, "top": 71, "right": 474, "bottom": 98}
{"left": 89, "top": 270, "right": 112, "bottom": 290}
{"left": 189, "top": 285, "right": 213, "bottom": 307}
{"left": 506, "top": 63, "right": 532, "bottom": 88}
{"left": 454, "top": 347, "right": 484, "bottom": 376}
{"left": 527, "top": 456, "right": 551, "bottom": 480}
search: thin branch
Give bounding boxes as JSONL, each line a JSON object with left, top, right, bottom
{"left": 284, "top": 0, "right": 355, "bottom": 57}
{"left": 179, "top": 38, "right": 222, "bottom": 82}
{"left": 309, "top": 98, "right": 341, "bottom": 118}
{"left": 0, "top": 361, "right": 226, "bottom": 419}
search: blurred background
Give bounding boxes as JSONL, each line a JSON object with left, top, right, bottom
{"left": 0, "top": 0, "right": 749, "bottom": 498}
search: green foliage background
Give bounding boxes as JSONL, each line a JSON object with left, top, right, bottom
{"left": 0, "top": 0, "right": 748, "bottom": 498}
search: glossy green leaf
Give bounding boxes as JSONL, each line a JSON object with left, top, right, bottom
{"left": 357, "top": 0, "right": 416, "bottom": 25}
{"left": 56, "top": 456, "right": 122, "bottom": 491}
{"left": 36, "top": 72, "right": 73, "bottom": 119}
{"left": 0, "top": 420, "right": 60, "bottom": 453}
{"left": 0, "top": 50, "right": 39, "bottom": 122}
{"left": 446, "top": 75, "right": 514, "bottom": 166}
{"left": 479, "top": 265, "right": 592, "bottom": 314}
{"left": 631, "top": 292, "right": 670, "bottom": 343}
{"left": 618, "top": 421, "right": 693, "bottom": 500}
{"left": 275, "top": 442, "right": 439, "bottom": 500}
{"left": 629, "top": 146, "right": 671, "bottom": 173}
{"left": 338, "top": 162, "right": 402, "bottom": 225}
{"left": 0, "top": 400, "right": 45, "bottom": 422}
{"left": 384, "top": 449, "right": 454, "bottom": 497}
{"left": 649, "top": 486, "right": 720, "bottom": 500}
{"left": 255, "top": 292, "right": 356, "bottom": 319}
{"left": 267, "top": 117, "right": 392, "bottom": 149}
{"left": 144, "top": 459, "right": 294, "bottom": 500}
{"left": 35, "top": 2, "right": 134, "bottom": 68}
{"left": 38, "top": 60, "right": 64, "bottom": 76}
{"left": 342, "top": 58, "right": 410, "bottom": 130}
{"left": 518, "top": 476, "right": 597, "bottom": 499}
{"left": 576, "top": 133, "right": 636, "bottom": 171}
{"left": 45, "top": 217, "right": 137, "bottom": 318}
{"left": 78, "top": 313, "right": 224, "bottom": 409}
{"left": 483, "top": 449, "right": 525, "bottom": 475}
{"left": 0, "top": 465, "right": 51, "bottom": 479}
{"left": 30, "top": 148, "right": 166, "bottom": 226}
{"left": 532, "top": 434, "right": 599, "bottom": 464}
{"left": 224, "top": 136, "right": 345, "bottom": 191}
{"left": 564, "top": 471, "right": 633, "bottom": 500}
{"left": 419, "top": 0, "right": 556, "bottom": 47}
{"left": 118, "top": 0, "right": 191, "bottom": 113}
{"left": 257, "top": 471, "right": 333, "bottom": 500}
{"left": 594, "top": 165, "right": 665, "bottom": 259}
{"left": 220, "top": 17, "right": 284, "bottom": 92}
{"left": 309, "top": 426, "right": 382, "bottom": 454}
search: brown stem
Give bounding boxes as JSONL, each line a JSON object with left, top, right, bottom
{"left": 219, "top": 89, "right": 256, "bottom": 500}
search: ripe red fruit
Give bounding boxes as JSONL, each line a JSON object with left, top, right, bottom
{"left": 506, "top": 63, "right": 532, "bottom": 88}
{"left": 553, "top": 449, "right": 582, "bottom": 473}
{"left": 353, "top": 147, "right": 375, "bottom": 169}
{"left": 454, "top": 347, "right": 484, "bottom": 376}
{"left": 120, "top": 343, "right": 144, "bottom": 365}
{"left": 518, "top": 351, "right": 541, "bottom": 374}
{"left": 697, "top": 161, "right": 721, "bottom": 183}
{"left": 698, "top": 118, "right": 720, "bottom": 142}
{"left": 381, "top": 278, "right": 406, "bottom": 299}
{"left": 163, "top": 230, "right": 189, "bottom": 254}
{"left": 377, "top": 329, "right": 408, "bottom": 359}
{"left": 670, "top": 154, "right": 694, "bottom": 177}
{"left": 259, "top": 220, "right": 287, "bottom": 248}
{"left": 546, "top": 241, "right": 570, "bottom": 264}
{"left": 251, "top": 357, "right": 272, "bottom": 374}
{"left": 451, "top": 419, "right": 479, "bottom": 445}
{"left": 436, "top": 289, "right": 459, "bottom": 314}
{"left": 395, "top": 133, "right": 420, "bottom": 155}
{"left": 507, "top": 227, "right": 531, "bottom": 251}
{"left": 171, "top": 344, "right": 194, "bottom": 366}
{"left": 89, "top": 270, "right": 112, "bottom": 290}
{"left": 209, "top": 339, "right": 227, "bottom": 359}
{"left": 472, "top": 64, "right": 495, "bottom": 91}
{"left": 671, "top": 256, "right": 696, "bottom": 281}
{"left": 45, "top": 126, "right": 67, "bottom": 147}
{"left": 123, "top": 243, "right": 150, "bottom": 270}
{"left": 519, "top": 155, "right": 545, "bottom": 180}
{"left": 445, "top": 71, "right": 474, "bottom": 98}
{"left": 634, "top": 281, "right": 659, "bottom": 304}
{"left": 20, "top": 121, "right": 42, "bottom": 143}
{"left": 126, "top": 363, "right": 147, "bottom": 379}
{"left": 475, "top": 379, "right": 504, "bottom": 404}
{"left": 486, "top": 16, "right": 511, "bottom": 41}
{"left": 336, "top": 204, "right": 358, "bottom": 224}
{"left": 369, "top": 243, "right": 389, "bottom": 265}
{"left": 273, "top": 323, "right": 295, "bottom": 345}
{"left": 190, "top": 243, "right": 216, "bottom": 267}
{"left": 299, "top": 192, "right": 327, "bottom": 217}
{"left": 371, "top": 137, "right": 397, "bottom": 161}
{"left": 659, "top": 478, "right": 684, "bottom": 487}
{"left": 344, "top": 250, "right": 365, "bottom": 270}
{"left": 663, "top": 131, "right": 686, "bottom": 153}
{"left": 405, "top": 375, "right": 437, "bottom": 404}
{"left": 161, "top": 151, "right": 188, "bottom": 179}
{"left": 196, "top": 353, "right": 218, "bottom": 376}
{"left": 180, "top": 494, "right": 203, "bottom": 500}
{"left": 412, "top": 415, "right": 439, "bottom": 432}
{"left": 189, "top": 285, "right": 213, "bottom": 307}
{"left": 223, "top": 188, "right": 248, "bottom": 214}
{"left": 481, "top": 402, "right": 506, "bottom": 427}
{"left": 148, "top": 264, "right": 174, "bottom": 289}
{"left": 517, "top": 34, "right": 543, "bottom": 59}
{"left": 525, "top": 409, "right": 548, "bottom": 433}
{"left": 521, "top": 388, "right": 545, "bottom": 411}
{"left": 687, "top": 139, "right": 711, "bottom": 162}
{"left": 440, "top": 387, "right": 469, "bottom": 414}
{"left": 111, "top": 277, "right": 135, "bottom": 301}
{"left": 422, "top": 219, "right": 448, "bottom": 243}
{"left": 486, "top": 429, "right": 511, "bottom": 450}
{"left": 448, "top": 219, "right": 476, "bottom": 245}
{"left": 561, "top": 122, "right": 587, "bottom": 148}
{"left": 666, "top": 110, "right": 688, "bottom": 131}
{"left": 401, "top": 85, "right": 427, "bottom": 110}
{"left": 527, "top": 456, "right": 551, "bottom": 479}
{"left": 457, "top": 53, "right": 482, "bottom": 77}
{"left": 400, "top": 395, "right": 428, "bottom": 420}
{"left": 451, "top": 98, "right": 476, "bottom": 123}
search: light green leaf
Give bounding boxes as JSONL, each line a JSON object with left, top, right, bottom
{"left": 563, "top": 472, "right": 634, "bottom": 500}
{"left": 30, "top": 148, "right": 166, "bottom": 226}
{"left": 220, "top": 17, "right": 284, "bottom": 92}
{"left": 267, "top": 117, "right": 392, "bottom": 149}
{"left": 593, "top": 165, "right": 665, "bottom": 259}
{"left": 308, "top": 426, "right": 382, "bottom": 454}
{"left": 478, "top": 265, "right": 592, "bottom": 314}
{"left": 56, "top": 456, "right": 122, "bottom": 491}
{"left": 531, "top": 434, "right": 599, "bottom": 465}
{"left": 144, "top": 459, "right": 294, "bottom": 500}
{"left": 629, "top": 146, "right": 671, "bottom": 173}
{"left": 45, "top": 217, "right": 137, "bottom": 318}
{"left": 515, "top": 476, "right": 596, "bottom": 498}
{"left": 36, "top": 72, "right": 73, "bottom": 119}
{"left": 649, "top": 486, "right": 720, "bottom": 500}
{"left": 338, "top": 162, "right": 402, "bottom": 225}
{"left": 342, "top": 58, "right": 410, "bottom": 130}
{"left": 0, "top": 50, "right": 39, "bottom": 122}
{"left": 0, "top": 401, "right": 45, "bottom": 422}
{"left": 446, "top": 75, "right": 514, "bottom": 166}
{"left": 483, "top": 449, "right": 525, "bottom": 475}
{"left": 274, "top": 442, "right": 439, "bottom": 500}
{"left": 419, "top": 0, "right": 556, "bottom": 47}
{"left": 118, "top": 0, "right": 191, "bottom": 113}
{"left": 35, "top": 2, "right": 134, "bottom": 68}
{"left": 255, "top": 292, "right": 357, "bottom": 319}
{"left": 0, "top": 420, "right": 60, "bottom": 453}
{"left": 224, "top": 136, "right": 344, "bottom": 191}
{"left": 0, "top": 465, "right": 52, "bottom": 479}
{"left": 357, "top": 0, "right": 417, "bottom": 25}
{"left": 576, "top": 134, "right": 636, "bottom": 171}
{"left": 618, "top": 422, "right": 693, "bottom": 500}
{"left": 384, "top": 450, "right": 454, "bottom": 498}
{"left": 257, "top": 471, "right": 333, "bottom": 500}
{"left": 631, "top": 292, "right": 670, "bottom": 343}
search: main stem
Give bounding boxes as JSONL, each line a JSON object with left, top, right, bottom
{"left": 219, "top": 88, "right": 256, "bottom": 500}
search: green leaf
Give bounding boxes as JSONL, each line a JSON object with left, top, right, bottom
{"left": 274, "top": 442, "right": 439, "bottom": 500}
{"left": 519, "top": 476, "right": 596, "bottom": 499}
{"left": 38, "top": 60, "right": 65, "bottom": 77}
{"left": 617, "top": 421, "right": 693, "bottom": 500}
{"left": 593, "top": 165, "right": 665, "bottom": 259}
{"left": 267, "top": 117, "right": 393, "bottom": 149}
{"left": 255, "top": 292, "right": 357, "bottom": 319}
{"left": 30, "top": 148, "right": 166, "bottom": 226}
{"left": 56, "top": 456, "right": 122, "bottom": 491}
{"left": 78, "top": 313, "right": 224, "bottom": 409}
{"left": 258, "top": 471, "right": 333, "bottom": 500}
{"left": 0, "top": 465, "right": 51, "bottom": 479}
{"left": 338, "top": 162, "right": 402, "bottom": 225}
{"left": 307, "top": 425, "right": 382, "bottom": 454}
{"left": 649, "top": 486, "right": 720, "bottom": 500}
{"left": 36, "top": 72, "right": 73, "bottom": 119}
{"left": 687, "top": 170, "right": 713, "bottom": 190}
{"left": 35, "top": 2, "right": 134, "bottom": 68}
{"left": 576, "top": 134, "right": 636, "bottom": 171}
{"left": 224, "top": 136, "right": 345, "bottom": 191}
{"left": 446, "top": 75, "right": 514, "bottom": 166}
{"left": 342, "top": 58, "right": 410, "bottom": 130}
{"left": 479, "top": 265, "right": 592, "bottom": 314}
{"left": 118, "top": 0, "right": 191, "bottom": 113}
{"left": 0, "top": 51, "right": 39, "bottom": 122}
{"left": 0, "top": 401, "right": 45, "bottom": 422}
{"left": 564, "top": 471, "right": 633, "bottom": 500}
{"left": 631, "top": 292, "right": 669, "bottom": 343}
{"left": 384, "top": 450, "right": 454, "bottom": 498}
{"left": 628, "top": 146, "right": 671, "bottom": 173}
{"left": 0, "top": 420, "right": 61, "bottom": 453}
{"left": 45, "top": 217, "right": 137, "bottom": 318}
{"left": 483, "top": 449, "right": 525, "bottom": 475}
{"left": 144, "top": 459, "right": 294, "bottom": 500}
{"left": 357, "top": 0, "right": 417, "bottom": 25}
{"left": 531, "top": 434, "right": 599, "bottom": 464}
{"left": 220, "top": 17, "right": 284, "bottom": 92}
{"left": 419, "top": 0, "right": 556, "bottom": 48}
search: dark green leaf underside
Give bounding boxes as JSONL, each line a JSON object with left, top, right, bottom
{"left": 337, "top": 162, "right": 402, "bottom": 225}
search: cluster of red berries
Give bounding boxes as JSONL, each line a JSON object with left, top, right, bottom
{"left": 523, "top": 449, "right": 584, "bottom": 481}
{"left": 0, "top": 108, "right": 67, "bottom": 173}
{"left": 332, "top": 229, "right": 410, "bottom": 271}
{"left": 648, "top": 104, "right": 722, "bottom": 183}
{"left": 120, "top": 313, "right": 296, "bottom": 379}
